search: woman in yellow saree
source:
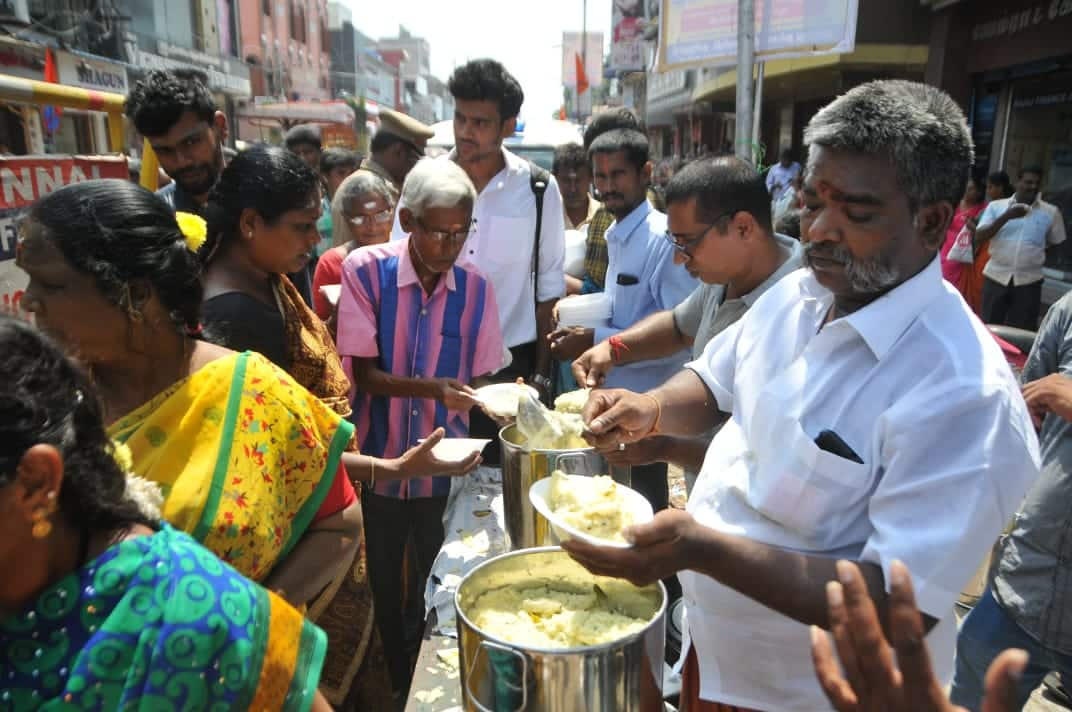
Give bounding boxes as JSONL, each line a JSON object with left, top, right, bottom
{"left": 18, "top": 176, "right": 478, "bottom": 709}
{"left": 16, "top": 179, "right": 361, "bottom": 609}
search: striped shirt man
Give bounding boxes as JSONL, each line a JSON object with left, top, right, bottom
{"left": 337, "top": 238, "right": 504, "bottom": 498}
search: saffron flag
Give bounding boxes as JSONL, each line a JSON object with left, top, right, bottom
{"left": 575, "top": 52, "right": 589, "bottom": 96}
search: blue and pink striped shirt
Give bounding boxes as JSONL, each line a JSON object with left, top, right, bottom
{"left": 337, "top": 239, "right": 504, "bottom": 498}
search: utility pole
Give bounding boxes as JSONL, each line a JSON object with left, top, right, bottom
{"left": 581, "top": 0, "right": 588, "bottom": 122}
{"left": 734, "top": 0, "right": 754, "bottom": 163}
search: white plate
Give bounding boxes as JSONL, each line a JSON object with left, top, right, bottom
{"left": 528, "top": 475, "right": 654, "bottom": 549}
{"left": 319, "top": 283, "right": 342, "bottom": 306}
{"left": 419, "top": 437, "right": 492, "bottom": 463}
{"left": 473, "top": 382, "right": 540, "bottom": 417}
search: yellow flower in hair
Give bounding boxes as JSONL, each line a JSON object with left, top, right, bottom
{"left": 175, "top": 211, "right": 208, "bottom": 253}
{"left": 109, "top": 440, "right": 134, "bottom": 473}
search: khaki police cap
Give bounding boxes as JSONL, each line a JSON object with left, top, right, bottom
{"left": 376, "top": 109, "right": 435, "bottom": 148}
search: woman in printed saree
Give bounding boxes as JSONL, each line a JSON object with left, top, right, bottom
{"left": 0, "top": 317, "right": 332, "bottom": 711}
{"left": 198, "top": 146, "right": 481, "bottom": 709}
{"left": 16, "top": 178, "right": 361, "bottom": 608}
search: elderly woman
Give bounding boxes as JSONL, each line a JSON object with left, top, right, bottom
{"left": 199, "top": 147, "right": 479, "bottom": 708}
{"left": 312, "top": 169, "right": 395, "bottom": 320}
{"left": 0, "top": 317, "right": 331, "bottom": 711}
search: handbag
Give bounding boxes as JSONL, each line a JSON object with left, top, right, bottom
{"left": 946, "top": 224, "right": 975, "bottom": 264}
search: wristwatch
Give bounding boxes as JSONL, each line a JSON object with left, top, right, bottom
{"left": 529, "top": 373, "right": 552, "bottom": 390}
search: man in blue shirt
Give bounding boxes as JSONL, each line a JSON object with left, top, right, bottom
{"left": 549, "top": 128, "right": 697, "bottom": 511}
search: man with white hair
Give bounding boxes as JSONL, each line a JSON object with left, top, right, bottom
{"left": 335, "top": 158, "right": 505, "bottom": 700}
{"left": 562, "top": 80, "right": 1041, "bottom": 710}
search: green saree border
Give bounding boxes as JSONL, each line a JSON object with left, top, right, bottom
{"left": 283, "top": 618, "right": 328, "bottom": 711}
{"left": 276, "top": 417, "right": 355, "bottom": 562}
{"left": 191, "top": 351, "right": 250, "bottom": 542}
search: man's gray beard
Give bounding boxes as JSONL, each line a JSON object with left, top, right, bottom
{"left": 802, "top": 241, "right": 901, "bottom": 295}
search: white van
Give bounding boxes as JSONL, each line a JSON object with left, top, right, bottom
{"left": 426, "top": 118, "right": 583, "bottom": 171}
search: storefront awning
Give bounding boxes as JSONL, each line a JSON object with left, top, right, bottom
{"left": 237, "top": 101, "right": 356, "bottom": 126}
{"left": 692, "top": 44, "right": 929, "bottom": 103}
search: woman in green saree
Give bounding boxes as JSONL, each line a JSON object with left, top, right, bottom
{"left": 0, "top": 317, "right": 332, "bottom": 710}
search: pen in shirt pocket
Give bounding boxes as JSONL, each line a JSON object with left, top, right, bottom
{"left": 814, "top": 430, "right": 864, "bottom": 464}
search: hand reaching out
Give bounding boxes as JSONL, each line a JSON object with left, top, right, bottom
{"left": 811, "top": 559, "right": 1027, "bottom": 712}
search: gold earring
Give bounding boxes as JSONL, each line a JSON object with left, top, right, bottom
{"left": 31, "top": 509, "right": 52, "bottom": 539}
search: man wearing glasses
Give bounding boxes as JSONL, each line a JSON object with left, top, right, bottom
{"left": 336, "top": 159, "right": 504, "bottom": 701}
{"left": 550, "top": 127, "right": 697, "bottom": 512}
{"left": 564, "top": 81, "right": 1040, "bottom": 712}
{"left": 571, "top": 157, "right": 801, "bottom": 493}
{"left": 359, "top": 108, "right": 434, "bottom": 203}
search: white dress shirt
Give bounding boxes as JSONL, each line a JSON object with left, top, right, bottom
{"left": 981, "top": 196, "right": 1067, "bottom": 286}
{"left": 391, "top": 149, "right": 566, "bottom": 349}
{"left": 597, "top": 200, "right": 698, "bottom": 392}
{"left": 681, "top": 257, "right": 1041, "bottom": 710}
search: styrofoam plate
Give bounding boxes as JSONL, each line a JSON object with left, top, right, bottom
{"left": 418, "top": 437, "right": 492, "bottom": 463}
{"left": 528, "top": 475, "right": 654, "bottom": 549}
{"left": 473, "top": 382, "right": 540, "bottom": 417}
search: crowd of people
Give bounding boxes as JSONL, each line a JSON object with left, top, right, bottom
{"left": 1, "top": 56, "right": 1070, "bottom": 712}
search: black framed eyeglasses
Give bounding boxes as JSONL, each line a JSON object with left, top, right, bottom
{"left": 663, "top": 210, "right": 735, "bottom": 255}
{"left": 417, "top": 217, "right": 475, "bottom": 245}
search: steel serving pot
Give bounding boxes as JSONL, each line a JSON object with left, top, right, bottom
{"left": 498, "top": 424, "right": 631, "bottom": 551}
{"left": 455, "top": 547, "right": 667, "bottom": 712}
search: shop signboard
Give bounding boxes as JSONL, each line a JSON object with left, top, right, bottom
{"left": 55, "top": 50, "right": 129, "bottom": 95}
{"left": 966, "top": 0, "right": 1072, "bottom": 73}
{"left": 132, "top": 48, "right": 251, "bottom": 97}
{"left": 611, "top": 0, "right": 649, "bottom": 73}
{"left": 658, "top": 0, "right": 858, "bottom": 72}
{"left": 0, "top": 155, "right": 127, "bottom": 313}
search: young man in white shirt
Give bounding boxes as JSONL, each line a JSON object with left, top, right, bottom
{"left": 563, "top": 80, "right": 1041, "bottom": 711}
{"left": 977, "top": 165, "right": 1067, "bottom": 330}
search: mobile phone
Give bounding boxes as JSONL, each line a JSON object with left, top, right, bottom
{"left": 814, "top": 429, "right": 864, "bottom": 464}
{"left": 617, "top": 273, "right": 639, "bottom": 286}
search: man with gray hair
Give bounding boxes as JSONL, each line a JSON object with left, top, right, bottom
{"left": 335, "top": 158, "right": 505, "bottom": 699}
{"left": 562, "top": 80, "right": 1040, "bottom": 710}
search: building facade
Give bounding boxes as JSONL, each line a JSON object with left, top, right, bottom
{"left": 925, "top": 0, "right": 1072, "bottom": 275}
{"left": 0, "top": 0, "right": 250, "bottom": 155}
{"left": 237, "top": 0, "right": 330, "bottom": 140}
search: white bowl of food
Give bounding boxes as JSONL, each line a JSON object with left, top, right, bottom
{"left": 474, "top": 382, "right": 540, "bottom": 418}
{"left": 529, "top": 471, "right": 654, "bottom": 548}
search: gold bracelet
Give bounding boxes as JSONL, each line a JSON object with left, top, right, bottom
{"left": 641, "top": 393, "right": 662, "bottom": 436}
{"left": 369, "top": 457, "right": 376, "bottom": 487}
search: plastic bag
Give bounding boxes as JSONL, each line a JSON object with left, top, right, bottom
{"left": 946, "top": 225, "right": 975, "bottom": 264}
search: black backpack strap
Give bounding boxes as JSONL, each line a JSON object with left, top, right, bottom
{"left": 529, "top": 163, "right": 550, "bottom": 312}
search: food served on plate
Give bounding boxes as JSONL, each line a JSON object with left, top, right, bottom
{"left": 468, "top": 579, "right": 654, "bottom": 648}
{"left": 553, "top": 388, "right": 590, "bottom": 415}
{"left": 475, "top": 382, "right": 539, "bottom": 418}
{"left": 548, "top": 470, "right": 635, "bottom": 542}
